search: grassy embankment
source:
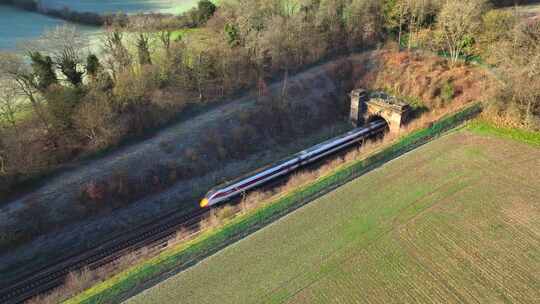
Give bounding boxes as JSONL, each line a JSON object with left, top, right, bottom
{"left": 127, "top": 116, "right": 540, "bottom": 303}
{"left": 62, "top": 104, "right": 485, "bottom": 304}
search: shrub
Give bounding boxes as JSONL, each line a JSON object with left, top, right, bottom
{"left": 46, "top": 85, "right": 84, "bottom": 131}
{"left": 441, "top": 81, "right": 455, "bottom": 104}
{"left": 196, "top": 0, "right": 217, "bottom": 25}
{"left": 0, "top": 229, "right": 30, "bottom": 252}
{"left": 82, "top": 181, "right": 106, "bottom": 202}
{"left": 74, "top": 90, "right": 119, "bottom": 150}
{"left": 183, "top": 148, "right": 199, "bottom": 162}
{"left": 216, "top": 205, "right": 236, "bottom": 221}
{"left": 159, "top": 140, "right": 175, "bottom": 154}
{"left": 200, "top": 209, "right": 221, "bottom": 230}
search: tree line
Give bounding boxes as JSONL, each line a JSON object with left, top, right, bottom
{"left": 0, "top": 0, "right": 538, "bottom": 199}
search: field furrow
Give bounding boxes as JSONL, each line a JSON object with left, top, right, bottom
{"left": 126, "top": 130, "right": 540, "bottom": 304}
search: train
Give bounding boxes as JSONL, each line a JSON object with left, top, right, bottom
{"left": 200, "top": 119, "right": 388, "bottom": 208}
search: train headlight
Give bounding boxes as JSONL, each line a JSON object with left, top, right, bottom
{"left": 200, "top": 198, "right": 209, "bottom": 208}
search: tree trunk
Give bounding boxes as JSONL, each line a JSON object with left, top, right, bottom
{"left": 398, "top": 7, "right": 404, "bottom": 50}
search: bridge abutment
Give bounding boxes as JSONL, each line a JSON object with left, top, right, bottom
{"left": 349, "top": 89, "right": 369, "bottom": 126}
{"left": 350, "top": 89, "right": 411, "bottom": 134}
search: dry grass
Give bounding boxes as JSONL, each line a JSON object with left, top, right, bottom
{"left": 26, "top": 244, "right": 167, "bottom": 304}
{"left": 26, "top": 269, "right": 99, "bottom": 304}
{"left": 357, "top": 50, "right": 497, "bottom": 110}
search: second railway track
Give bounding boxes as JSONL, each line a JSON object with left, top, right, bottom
{"left": 0, "top": 208, "right": 209, "bottom": 304}
{"left": 0, "top": 121, "right": 388, "bottom": 304}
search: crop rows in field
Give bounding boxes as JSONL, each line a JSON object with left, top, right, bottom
{"left": 127, "top": 129, "right": 540, "bottom": 304}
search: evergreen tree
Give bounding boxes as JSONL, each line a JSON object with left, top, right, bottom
{"left": 136, "top": 34, "right": 152, "bottom": 65}
{"left": 197, "top": 0, "right": 217, "bottom": 25}
{"left": 58, "top": 47, "right": 84, "bottom": 86}
{"left": 28, "top": 51, "right": 57, "bottom": 92}
{"left": 86, "top": 53, "right": 101, "bottom": 80}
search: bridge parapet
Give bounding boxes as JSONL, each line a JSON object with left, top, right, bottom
{"left": 350, "top": 89, "right": 411, "bottom": 133}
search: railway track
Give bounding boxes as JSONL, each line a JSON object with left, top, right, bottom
{"left": 0, "top": 122, "right": 388, "bottom": 304}
{"left": 0, "top": 162, "right": 324, "bottom": 304}
{"left": 0, "top": 208, "right": 210, "bottom": 304}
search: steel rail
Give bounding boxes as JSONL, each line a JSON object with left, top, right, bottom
{"left": 0, "top": 121, "right": 388, "bottom": 304}
{"left": 0, "top": 208, "right": 209, "bottom": 304}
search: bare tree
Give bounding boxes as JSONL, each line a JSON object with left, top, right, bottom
{"left": 494, "top": 21, "right": 540, "bottom": 128}
{"left": 101, "top": 29, "right": 132, "bottom": 81}
{"left": 74, "top": 91, "right": 116, "bottom": 148}
{"left": 344, "top": 0, "right": 383, "bottom": 50}
{"left": 436, "top": 0, "right": 487, "bottom": 64}
{"left": 191, "top": 51, "right": 218, "bottom": 102}
{"left": 0, "top": 79, "right": 19, "bottom": 130}
{"left": 0, "top": 52, "right": 50, "bottom": 130}
{"left": 405, "top": 0, "right": 440, "bottom": 50}
{"left": 0, "top": 137, "right": 6, "bottom": 175}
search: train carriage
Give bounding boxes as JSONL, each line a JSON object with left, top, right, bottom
{"left": 200, "top": 119, "right": 387, "bottom": 208}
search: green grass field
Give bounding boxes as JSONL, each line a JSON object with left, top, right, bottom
{"left": 126, "top": 129, "right": 540, "bottom": 304}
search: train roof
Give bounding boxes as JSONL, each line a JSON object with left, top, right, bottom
{"left": 205, "top": 121, "right": 385, "bottom": 196}
{"left": 206, "top": 154, "right": 298, "bottom": 195}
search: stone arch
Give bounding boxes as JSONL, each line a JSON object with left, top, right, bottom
{"left": 350, "top": 88, "right": 411, "bottom": 134}
{"left": 365, "top": 104, "right": 402, "bottom": 133}
{"left": 366, "top": 114, "right": 390, "bottom": 129}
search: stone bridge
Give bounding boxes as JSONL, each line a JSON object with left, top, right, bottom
{"left": 350, "top": 89, "right": 411, "bottom": 133}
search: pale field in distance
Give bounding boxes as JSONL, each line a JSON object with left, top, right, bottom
{"left": 0, "top": 0, "right": 203, "bottom": 50}
{"left": 40, "top": 0, "right": 203, "bottom": 14}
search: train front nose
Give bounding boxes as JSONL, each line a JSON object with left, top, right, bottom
{"left": 200, "top": 198, "right": 209, "bottom": 208}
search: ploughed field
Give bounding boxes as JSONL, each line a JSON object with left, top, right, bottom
{"left": 127, "top": 129, "right": 540, "bottom": 304}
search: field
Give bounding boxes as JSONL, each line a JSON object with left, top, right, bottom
{"left": 40, "top": 0, "right": 203, "bottom": 14}
{"left": 0, "top": 5, "right": 66, "bottom": 50}
{"left": 127, "top": 128, "right": 540, "bottom": 304}
{"left": 0, "top": 0, "right": 204, "bottom": 50}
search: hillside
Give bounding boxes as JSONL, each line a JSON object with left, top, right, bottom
{"left": 0, "top": 55, "right": 352, "bottom": 284}
{"left": 127, "top": 128, "right": 540, "bottom": 304}
{"left": 0, "top": 49, "right": 498, "bottom": 296}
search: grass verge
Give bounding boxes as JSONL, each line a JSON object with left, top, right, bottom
{"left": 64, "top": 104, "right": 482, "bottom": 304}
{"left": 126, "top": 121, "right": 540, "bottom": 303}
{"left": 468, "top": 120, "right": 540, "bottom": 147}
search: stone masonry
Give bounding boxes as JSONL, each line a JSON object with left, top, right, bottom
{"left": 350, "top": 89, "right": 411, "bottom": 133}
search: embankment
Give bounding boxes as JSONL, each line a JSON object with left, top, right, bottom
{"left": 0, "top": 50, "right": 496, "bottom": 292}
{"left": 0, "top": 52, "right": 364, "bottom": 287}
{"left": 64, "top": 104, "right": 484, "bottom": 304}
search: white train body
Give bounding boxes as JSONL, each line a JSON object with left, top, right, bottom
{"left": 200, "top": 119, "right": 387, "bottom": 208}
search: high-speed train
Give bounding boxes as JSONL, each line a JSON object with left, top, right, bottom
{"left": 200, "top": 119, "right": 387, "bottom": 208}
